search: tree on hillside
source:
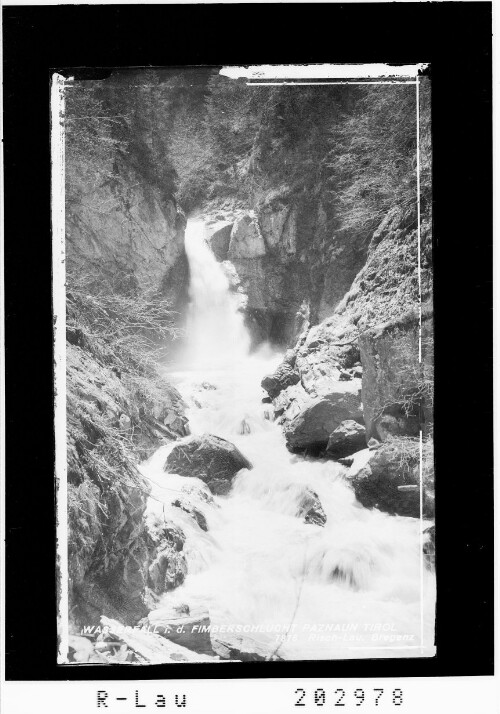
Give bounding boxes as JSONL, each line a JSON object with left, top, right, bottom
{"left": 326, "top": 85, "right": 419, "bottom": 237}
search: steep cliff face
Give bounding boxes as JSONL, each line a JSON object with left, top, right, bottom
{"left": 64, "top": 75, "right": 192, "bottom": 626}
{"left": 260, "top": 204, "right": 434, "bottom": 517}
{"left": 65, "top": 73, "right": 189, "bottom": 307}
{"left": 204, "top": 193, "right": 368, "bottom": 345}
{"left": 66, "top": 161, "right": 186, "bottom": 297}
{"left": 263, "top": 206, "right": 432, "bottom": 441}
{"left": 67, "top": 338, "right": 189, "bottom": 626}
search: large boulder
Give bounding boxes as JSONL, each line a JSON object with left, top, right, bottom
{"left": 283, "top": 381, "right": 363, "bottom": 451}
{"left": 326, "top": 419, "right": 367, "bottom": 458}
{"left": 345, "top": 438, "right": 434, "bottom": 518}
{"left": 164, "top": 434, "right": 252, "bottom": 495}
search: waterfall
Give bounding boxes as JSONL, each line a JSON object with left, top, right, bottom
{"left": 140, "top": 218, "right": 436, "bottom": 661}
{"left": 182, "top": 219, "right": 250, "bottom": 370}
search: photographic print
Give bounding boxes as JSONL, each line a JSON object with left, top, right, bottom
{"left": 54, "top": 64, "right": 435, "bottom": 665}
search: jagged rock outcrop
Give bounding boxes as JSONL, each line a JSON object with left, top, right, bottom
{"left": 164, "top": 434, "right": 253, "bottom": 495}
{"left": 263, "top": 205, "right": 433, "bottom": 452}
{"left": 147, "top": 523, "right": 188, "bottom": 596}
{"left": 261, "top": 353, "right": 300, "bottom": 399}
{"left": 297, "top": 488, "right": 327, "bottom": 526}
{"left": 203, "top": 195, "right": 339, "bottom": 345}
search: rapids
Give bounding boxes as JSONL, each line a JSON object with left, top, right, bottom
{"left": 140, "top": 219, "right": 436, "bottom": 660}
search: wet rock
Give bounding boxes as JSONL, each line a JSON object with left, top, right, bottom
{"left": 164, "top": 434, "right": 252, "bottom": 495}
{"left": 147, "top": 604, "right": 213, "bottom": 655}
{"left": 172, "top": 498, "right": 208, "bottom": 532}
{"left": 338, "top": 455, "right": 355, "bottom": 467}
{"left": 284, "top": 382, "right": 363, "bottom": 451}
{"left": 423, "top": 525, "right": 435, "bottom": 569}
{"left": 261, "top": 361, "right": 300, "bottom": 399}
{"left": 179, "top": 480, "right": 216, "bottom": 506}
{"left": 297, "top": 488, "right": 327, "bottom": 526}
{"left": 326, "top": 419, "right": 366, "bottom": 458}
{"left": 200, "top": 381, "right": 217, "bottom": 391}
{"left": 148, "top": 545, "right": 187, "bottom": 595}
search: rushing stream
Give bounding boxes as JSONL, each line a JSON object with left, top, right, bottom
{"left": 140, "top": 219, "right": 436, "bottom": 660}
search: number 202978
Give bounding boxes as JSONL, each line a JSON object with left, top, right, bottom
{"left": 294, "top": 688, "right": 404, "bottom": 708}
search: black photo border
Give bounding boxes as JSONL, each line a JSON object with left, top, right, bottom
{"left": 3, "top": 1, "right": 493, "bottom": 681}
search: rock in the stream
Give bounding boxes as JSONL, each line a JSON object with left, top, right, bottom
{"left": 146, "top": 604, "right": 213, "bottom": 655}
{"left": 261, "top": 361, "right": 300, "bottom": 399}
{"left": 296, "top": 488, "right": 327, "bottom": 526}
{"left": 164, "top": 434, "right": 252, "bottom": 495}
{"left": 148, "top": 546, "right": 187, "bottom": 595}
{"left": 423, "top": 524, "right": 435, "bottom": 569}
{"left": 284, "top": 382, "right": 363, "bottom": 451}
{"left": 326, "top": 419, "right": 367, "bottom": 458}
{"left": 172, "top": 498, "right": 208, "bottom": 531}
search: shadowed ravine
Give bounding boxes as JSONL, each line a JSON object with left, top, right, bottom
{"left": 139, "top": 219, "right": 436, "bottom": 661}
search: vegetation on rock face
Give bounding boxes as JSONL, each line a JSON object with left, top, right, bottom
{"left": 66, "top": 265, "right": 189, "bottom": 624}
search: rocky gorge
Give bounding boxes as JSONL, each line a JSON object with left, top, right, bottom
{"left": 63, "top": 69, "right": 434, "bottom": 664}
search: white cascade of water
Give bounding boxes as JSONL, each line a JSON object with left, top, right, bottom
{"left": 182, "top": 219, "right": 250, "bottom": 370}
{"left": 140, "top": 218, "right": 435, "bottom": 661}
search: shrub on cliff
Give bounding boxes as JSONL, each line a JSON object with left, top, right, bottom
{"left": 66, "top": 266, "right": 179, "bottom": 373}
{"left": 66, "top": 267, "right": 184, "bottom": 623}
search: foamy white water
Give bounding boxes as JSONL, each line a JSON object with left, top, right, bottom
{"left": 141, "top": 219, "right": 436, "bottom": 660}
{"left": 181, "top": 219, "right": 250, "bottom": 370}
